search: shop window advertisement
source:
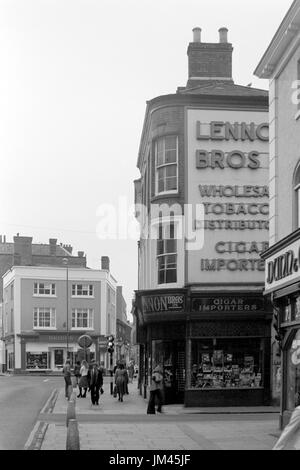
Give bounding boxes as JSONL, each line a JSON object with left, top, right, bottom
{"left": 190, "top": 338, "right": 263, "bottom": 390}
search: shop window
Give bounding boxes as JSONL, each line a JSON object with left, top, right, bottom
{"left": 26, "top": 352, "right": 48, "bottom": 369}
{"left": 33, "top": 308, "right": 56, "bottom": 329}
{"left": 155, "top": 136, "right": 178, "bottom": 195}
{"left": 157, "top": 221, "right": 177, "bottom": 285}
{"left": 286, "top": 330, "right": 300, "bottom": 411}
{"left": 72, "top": 308, "right": 94, "bottom": 329}
{"left": 190, "top": 338, "right": 263, "bottom": 390}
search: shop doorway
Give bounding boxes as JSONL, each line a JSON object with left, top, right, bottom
{"left": 51, "top": 348, "right": 64, "bottom": 371}
{"left": 151, "top": 340, "right": 185, "bottom": 404}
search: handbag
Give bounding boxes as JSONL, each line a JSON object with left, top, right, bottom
{"left": 113, "top": 385, "right": 117, "bottom": 398}
{"left": 100, "top": 387, "right": 104, "bottom": 395}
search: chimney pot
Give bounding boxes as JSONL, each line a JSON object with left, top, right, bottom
{"left": 192, "top": 27, "right": 202, "bottom": 43}
{"left": 219, "top": 27, "right": 228, "bottom": 43}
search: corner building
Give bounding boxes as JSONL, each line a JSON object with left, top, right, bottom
{"left": 134, "top": 28, "right": 273, "bottom": 406}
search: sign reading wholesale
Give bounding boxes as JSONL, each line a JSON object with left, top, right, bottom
{"left": 186, "top": 109, "right": 269, "bottom": 284}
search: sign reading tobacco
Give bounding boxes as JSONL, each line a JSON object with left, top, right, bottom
{"left": 142, "top": 294, "right": 185, "bottom": 314}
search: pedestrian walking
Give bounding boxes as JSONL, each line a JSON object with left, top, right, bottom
{"left": 147, "top": 365, "right": 164, "bottom": 414}
{"left": 78, "top": 359, "right": 89, "bottom": 398}
{"left": 273, "top": 406, "right": 300, "bottom": 450}
{"left": 128, "top": 362, "right": 134, "bottom": 383}
{"left": 73, "top": 360, "right": 81, "bottom": 387}
{"left": 87, "top": 360, "right": 103, "bottom": 406}
{"left": 62, "top": 359, "right": 72, "bottom": 400}
{"left": 115, "top": 363, "right": 128, "bottom": 402}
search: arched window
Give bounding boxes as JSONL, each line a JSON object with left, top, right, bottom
{"left": 294, "top": 161, "right": 300, "bottom": 229}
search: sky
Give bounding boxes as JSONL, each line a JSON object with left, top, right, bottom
{"left": 0, "top": 0, "right": 294, "bottom": 320}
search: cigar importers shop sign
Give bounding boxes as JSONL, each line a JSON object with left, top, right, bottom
{"left": 187, "top": 108, "right": 269, "bottom": 284}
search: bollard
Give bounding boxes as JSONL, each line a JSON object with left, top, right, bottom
{"left": 66, "top": 419, "right": 80, "bottom": 450}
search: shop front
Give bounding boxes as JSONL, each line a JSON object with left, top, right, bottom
{"left": 135, "top": 289, "right": 272, "bottom": 406}
{"left": 262, "top": 229, "right": 300, "bottom": 428}
{"left": 185, "top": 292, "right": 272, "bottom": 407}
{"left": 135, "top": 289, "right": 187, "bottom": 404}
{"left": 17, "top": 332, "right": 98, "bottom": 372}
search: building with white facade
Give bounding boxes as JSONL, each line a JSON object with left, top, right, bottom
{"left": 2, "top": 261, "right": 117, "bottom": 373}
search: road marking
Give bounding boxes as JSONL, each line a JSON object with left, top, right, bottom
{"left": 43, "top": 379, "right": 49, "bottom": 382}
{"left": 24, "top": 421, "right": 48, "bottom": 450}
{"left": 40, "top": 389, "right": 58, "bottom": 414}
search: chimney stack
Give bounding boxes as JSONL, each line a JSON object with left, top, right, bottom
{"left": 186, "top": 27, "right": 233, "bottom": 88}
{"left": 13, "top": 235, "right": 33, "bottom": 266}
{"left": 49, "top": 238, "right": 57, "bottom": 256}
{"left": 101, "top": 256, "right": 110, "bottom": 271}
{"left": 219, "top": 27, "right": 228, "bottom": 43}
{"left": 192, "top": 27, "right": 202, "bottom": 43}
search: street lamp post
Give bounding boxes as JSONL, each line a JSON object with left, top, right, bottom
{"left": 63, "top": 258, "right": 69, "bottom": 361}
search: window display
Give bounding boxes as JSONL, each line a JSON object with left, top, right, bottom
{"left": 190, "top": 338, "right": 263, "bottom": 390}
{"left": 26, "top": 352, "right": 48, "bottom": 369}
{"left": 286, "top": 329, "right": 300, "bottom": 411}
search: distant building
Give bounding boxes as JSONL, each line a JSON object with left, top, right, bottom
{"left": 116, "top": 286, "right": 132, "bottom": 364}
{"left": 2, "top": 257, "right": 118, "bottom": 373}
{"left": 0, "top": 234, "right": 87, "bottom": 371}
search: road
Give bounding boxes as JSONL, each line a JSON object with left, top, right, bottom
{"left": 0, "top": 375, "right": 61, "bottom": 450}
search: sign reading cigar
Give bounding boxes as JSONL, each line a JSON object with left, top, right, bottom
{"left": 142, "top": 294, "right": 185, "bottom": 314}
{"left": 192, "top": 297, "right": 264, "bottom": 313}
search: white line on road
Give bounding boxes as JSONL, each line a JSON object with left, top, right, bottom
{"left": 43, "top": 379, "right": 49, "bottom": 382}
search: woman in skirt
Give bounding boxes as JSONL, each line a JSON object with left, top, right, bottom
{"left": 78, "top": 360, "right": 89, "bottom": 397}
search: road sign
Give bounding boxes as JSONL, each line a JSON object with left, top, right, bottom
{"left": 78, "top": 334, "right": 93, "bottom": 349}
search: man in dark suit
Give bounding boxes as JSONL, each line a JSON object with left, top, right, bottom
{"left": 87, "top": 361, "right": 103, "bottom": 405}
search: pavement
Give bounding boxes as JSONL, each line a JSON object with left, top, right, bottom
{"left": 25, "top": 379, "right": 282, "bottom": 451}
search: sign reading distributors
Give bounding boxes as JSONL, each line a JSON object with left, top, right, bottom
{"left": 195, "top": 120, "right": 269, "bottom": 273}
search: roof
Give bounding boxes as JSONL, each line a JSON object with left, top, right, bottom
{"left": 0, "top": 243, "right": 75, "bottom": 257}
{"left": 178, "top": 82, "right": 268, "bottom": 97}
{"left": 255, "top": 0, "right": 300, "bottom": 78}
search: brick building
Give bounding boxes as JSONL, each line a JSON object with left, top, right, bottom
{"left": 134, "top": 28, "right": 273, "bottom": 406}
{"left": 116, "top": 286, "right": 132, "bottom": 364}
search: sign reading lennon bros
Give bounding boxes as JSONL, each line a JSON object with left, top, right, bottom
{"left": 141, "top": 294, "right": 185, "bottom": 314}
{"left": 187, "top": 108, "right": 269, "bottom": 284}
{"left": 192, "top": 297, "right": 264, "bottom": 313}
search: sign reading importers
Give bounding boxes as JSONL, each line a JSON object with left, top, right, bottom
{"left": 192, "top": 297, "right": 264, "bottom": 313}
{"left": 142, "top": 294, "right": 185, "bottom": 314}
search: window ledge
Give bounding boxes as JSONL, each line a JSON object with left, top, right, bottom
{"left": 295, "top": 110, "right": 300, "bottom": 121}
{"left": 33, "top": 295, "right": 57, "bottom": 298}
{"left": 71, "top": 296, "right": 95, "bottom": 299}
{"left": 71, "top": 328, "right": 94, "bottom": 331}
{"left": 33, "top": 327, "right": 57, "bottom": 330}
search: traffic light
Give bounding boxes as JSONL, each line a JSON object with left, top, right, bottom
{"left": 107, "top": 335, "right": 114, "bottom": 354}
